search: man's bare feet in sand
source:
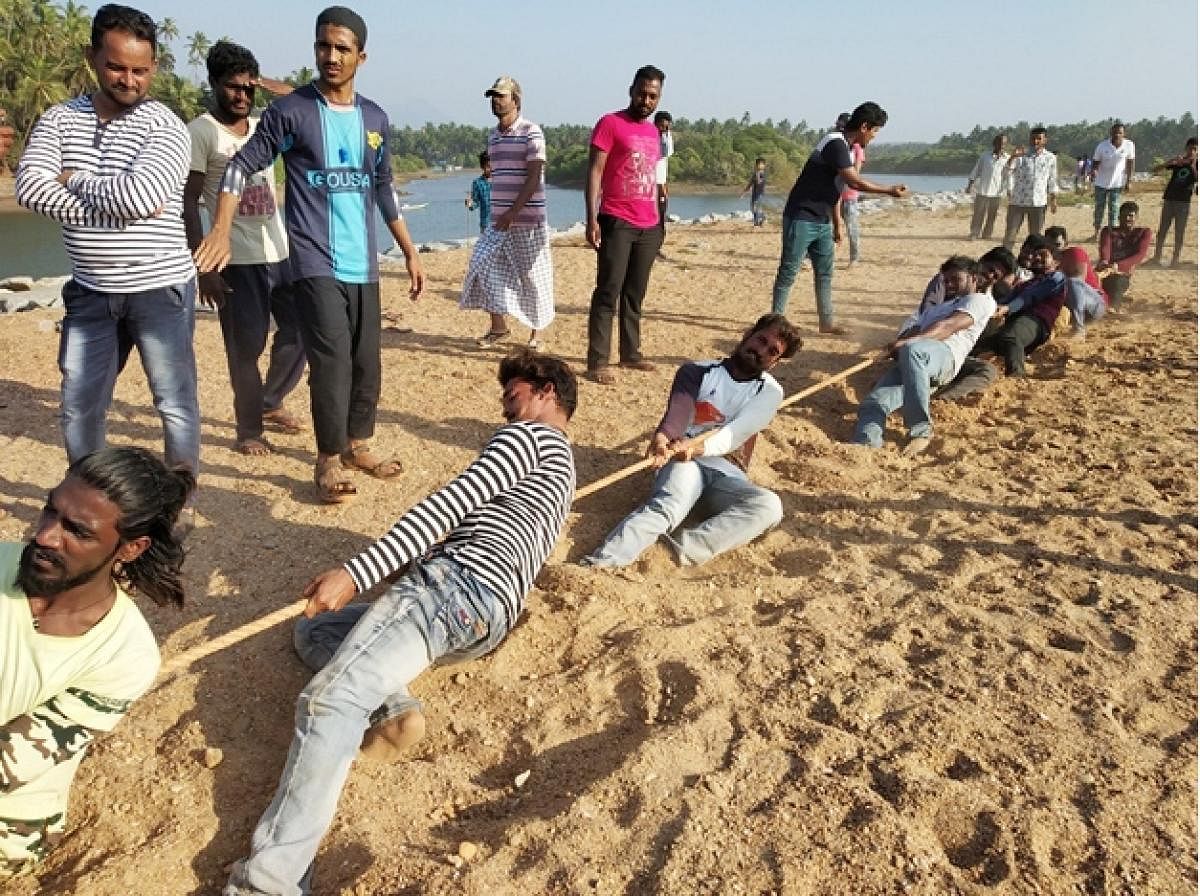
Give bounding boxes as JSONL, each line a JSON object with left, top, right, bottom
{"left": 360, "top": 709, "right": 426, "bottom": 762}
{"left": 902, "top": 436, "right": 932, "bottom": 458}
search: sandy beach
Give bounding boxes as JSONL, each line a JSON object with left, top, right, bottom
{"left": 0, "top": 186, "right": 1195, "bottom": 895}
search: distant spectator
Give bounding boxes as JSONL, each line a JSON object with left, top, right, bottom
{"left": 965, "top": 134, "right": 1010, "bottom": 240}
{"left": 740, "top": 157, "right": 768, "bottom": 226}
{"left": 654, "top": 110, "right": 673, "bottom": 235}
{"left": 1152, "top": 137, "right": 1198, "bottom": 268}
{"left": 1090, "top": 122, "right": 1135, "bottom": 241}
{"left": 1003, "top": 127, "right": 1058, "bottom": 251}
{"left": 0, "top": 107, "right": 13, "bottom": 165}
{"left": 835, "top": 110, "right": 866, "bottom": 266}
{"left": 465, "top": 151, "right": 492, "bottom": 234}
{"left": 1096, "top": 201, "right": 1152, "bottom": 309}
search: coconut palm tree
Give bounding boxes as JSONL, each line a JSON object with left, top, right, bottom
{"left": 186, "top": 30, "right": 211, "bottom": 84}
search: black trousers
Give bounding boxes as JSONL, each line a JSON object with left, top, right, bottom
{"left": 973, "top": 313, "right": 1046, "bottom": 377}
{"left": 586, "top": 213, "right": 663, "bottom": 370}
{"left": 217, "top": 262, "right": 306, "bottom": 442}
{"left": 1102, "top": 273, "right": 1131, "bottom": 309}
{"left": 291, "top": 277, "right": 381, "bottom": 456}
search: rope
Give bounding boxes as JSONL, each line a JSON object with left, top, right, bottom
{"left": 154, "top": 354, "right": 880, "bottom": 684}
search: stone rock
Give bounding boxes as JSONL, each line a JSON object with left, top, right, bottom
{"left": 202, "top": 747, "right": 224, "bottom": 768}
{"left": 457, "top": 841, "right": 478, "bottom": 862}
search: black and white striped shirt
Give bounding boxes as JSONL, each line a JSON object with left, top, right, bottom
{"left": 15, "top": 96, "right": 194, "bottom": 292}
{"left": 344, "top": 422, "right": 575, "bottom": 627}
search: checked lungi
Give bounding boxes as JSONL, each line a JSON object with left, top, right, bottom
{"left": 459, "top": 223, "right": 555, "bottom": 330}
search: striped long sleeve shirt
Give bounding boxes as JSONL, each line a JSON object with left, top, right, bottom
{"left": 343, "top": 422, "right": 575, "bottom": 627}
{"left": 15, "top": 96, "right": 194, "bottom": 292}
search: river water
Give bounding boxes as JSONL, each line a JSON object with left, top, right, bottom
{"left": 0, "top": 173, "right": 966, "bottom": 280}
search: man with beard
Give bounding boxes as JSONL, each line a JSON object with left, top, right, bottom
{"left": 194, "top": 6, "right": 425, "bottom": 505}
{"left": 584, "top": 64, "right": 667, "bottom": 385}
{"left": 223, "top": 350, "right": 576, "bottom": 896}
{"left": 15, "top": 5, "right": 200, "bottom": 495}
{"left": 581, "top": 314, "right": 801, "bottom": 568}
{"left": 0, "top": 447, "right": 192, "bottom": 876}
{"left": 185, "top": 40, "right": 307, "bottom": 456}
{"left": 851, "top": 256, "right": 996, "bottom": 456}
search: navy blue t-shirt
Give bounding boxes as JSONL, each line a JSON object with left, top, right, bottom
{"left": 782, "top": 132, "right": 853, "bottom": 222}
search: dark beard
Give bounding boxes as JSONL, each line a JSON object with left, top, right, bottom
{"left": 15, "top": 542, "right": 117, "bottom": 598}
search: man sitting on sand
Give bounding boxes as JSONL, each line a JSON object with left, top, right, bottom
{"left": 1096, "top": 200, "right": 1152, "bottom": 309}
{"left": 223, "top": 350, "right": 576, "bottom": 896}
{"left": 581, "top": 314, "right": 801, "bottom": 569}
{"left": 852, "top": 256, "right": 995, "bottom": 455}
{"left": 1, "top": 447, "right": 191, "bottom": 876}
{"left": 971, "top": 239, "right": 1067, "bottom": 377}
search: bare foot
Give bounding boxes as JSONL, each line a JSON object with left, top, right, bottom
{"left": 902, "top": 436, "right": 932, "bottom": 458}
{"left": 360, "top": 709, "right": 426, "bottom": 762}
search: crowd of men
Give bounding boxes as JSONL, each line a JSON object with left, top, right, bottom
{"left": 2, "top": 2, "right": 1195, "bottom": 893}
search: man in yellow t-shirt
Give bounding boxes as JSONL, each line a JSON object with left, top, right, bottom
{"left": 0, "top": 447, "right": 192, "bottom": 876}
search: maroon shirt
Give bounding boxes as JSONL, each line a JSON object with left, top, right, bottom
{"left": 1099, "top": 226, "right": 1152, "bottom": 274}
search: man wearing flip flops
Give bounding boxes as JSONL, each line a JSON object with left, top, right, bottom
{"left": 194, "top": 7, "right": 425, "bottom": 503}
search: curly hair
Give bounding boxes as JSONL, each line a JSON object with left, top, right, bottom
{"left": 745, "top": 313, "right": 803, "bottom": 360}
{"left": 206, "top": 40, "right": 260, "bottom": 83}
{"left": 498, "top": 350, "right": 578, "bottom": 420}
{"left": 69, "top": 447, "right": 194, "bottom": 608}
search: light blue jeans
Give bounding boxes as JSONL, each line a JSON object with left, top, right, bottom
{"left": 224, "top": 557, "right": 509, "bottom": 896}
{"left": 1093, "top": 186, "right": 1121, "bottom": 230}
{"left": 852, "top": 339, "right": 955, "bottom": 448}
{"left": 58, "top": 278, "right": 200, "bottom": 473}
{"left": 842, "top": 198, "right": 861, "bottom": 261}
{"left": 583, "top": 461, "right": 782, "bottom": 567}
{"left": 771, "top": 215, "right": 835, "bottom": 324}
{"left": 1064, "top": 277, "right": 1107, "bottom": 332}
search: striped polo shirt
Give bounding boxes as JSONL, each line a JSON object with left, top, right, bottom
{"left": 344, "top": 421, "right": 575, "bottom": 628}
{"left": 15, "top": 95, "right": 194, "bottom": 293}
{"left": 487, "top": 116, "right": 547, "bottom": 228}
{"left": 221, "top": 84, "right": 400, "bottom": 284}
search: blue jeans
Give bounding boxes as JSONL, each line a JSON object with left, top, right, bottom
{"left": 852, "top": 340, "right": 955, "bottom": 447}
{"left": 751, "top": 196, "right": 766, "bottom": 226}
{"left": 57, "top": 278, "right": 200, "bottom": 473}
{"left": 1064, "top": 277, "right": 1107, "bottom": 331}
{"left": 842, "top": 198, "right": 861, "bottom": 261}
{"left": 1093, "top": 186, "right": 1121, "bottom": 230}
{"left": 225, "top": 557, "right": 509, "bottom": 896}
{"left": 583, "top": 461, "right": 782, "bottom": 567}
{"left": 771, "top": 215, "right": 835, "bottom": 324}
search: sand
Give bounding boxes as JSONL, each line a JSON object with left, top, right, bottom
{"left": 0, "top": 187, "right": 1195, "bottom": 895}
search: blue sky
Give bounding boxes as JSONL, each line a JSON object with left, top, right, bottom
{"left": 140, "top": 0, "right": 1198, "bottom": 142}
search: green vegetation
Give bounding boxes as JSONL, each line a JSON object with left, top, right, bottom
{"left": 1, "top": 0, "right": 209, "bottom": 166}
{"left": 868, "top": 115, "right": 1198, "bottom": 175}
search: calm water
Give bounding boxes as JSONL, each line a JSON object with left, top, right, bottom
{"left": 0, "top": 173, "right": 967, "bottom": 280}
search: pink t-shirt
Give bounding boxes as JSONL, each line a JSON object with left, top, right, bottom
{"left": 591, "top": 110, "right": 661, "bottom": 228}
{"left": 840, "top": 142, "right": 864, "bottom": 202}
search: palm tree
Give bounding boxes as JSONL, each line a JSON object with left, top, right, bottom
{"left": 186, "top": 30, "right": 210, "bottom": 84}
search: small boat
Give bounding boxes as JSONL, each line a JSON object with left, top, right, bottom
{"left": 400, "top": 202, "right": 428, "bottom": 211}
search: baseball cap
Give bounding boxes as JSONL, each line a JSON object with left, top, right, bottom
{"left": 484, "top": 76, "right": 522, "bottom": 101}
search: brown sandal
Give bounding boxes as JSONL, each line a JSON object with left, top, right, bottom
{"left": 341, "top": 443, "right": 403, "bottom": 480}
{"left": 263, "top": 407, "right": 304, "bottom": 434}
{"left": 587, "top": 365, "right": 617, "bottom": 386}
{"left": 315, "top": 456, "right": 357, "bottom": 504}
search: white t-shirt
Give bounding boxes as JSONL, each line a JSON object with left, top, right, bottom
{"left": 655, "top": 130, "right": 673, "bottom": 186}
{"left": 188, "top": 113, "right": 288, "bottom": 265}
{"left": 0, "top": 543, "right": 160, "bottom": 863}
{"left": 1092, "top": 138, "right": 1135, "bottom": 190}
{"left": 911, "top": 292, "right": 997, "bottom": 377}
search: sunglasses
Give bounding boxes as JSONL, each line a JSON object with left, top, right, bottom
{"left": 223, "top": 82, "right": 257, "bottom": 95}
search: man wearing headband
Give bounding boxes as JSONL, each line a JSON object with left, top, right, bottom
{"left": 195, "top": 6, "right": 425, "bottom": 505}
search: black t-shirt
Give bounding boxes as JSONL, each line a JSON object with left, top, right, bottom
{"left": 783, "top": 132, "right": 854, "bottom": 222}
{"left": 1163, "top": 161, "right": 1198, "bottom": 203}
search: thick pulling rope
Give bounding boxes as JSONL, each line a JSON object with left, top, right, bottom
{"left": 155, "top": 354, "right": 880, "bottom": 684}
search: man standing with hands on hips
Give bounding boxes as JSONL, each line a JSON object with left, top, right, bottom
{"left": 584, "top": 65, "right": 666, "bottom": 386}
{"left": 195, "top": 6, "right": 425, "bottom": 505}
